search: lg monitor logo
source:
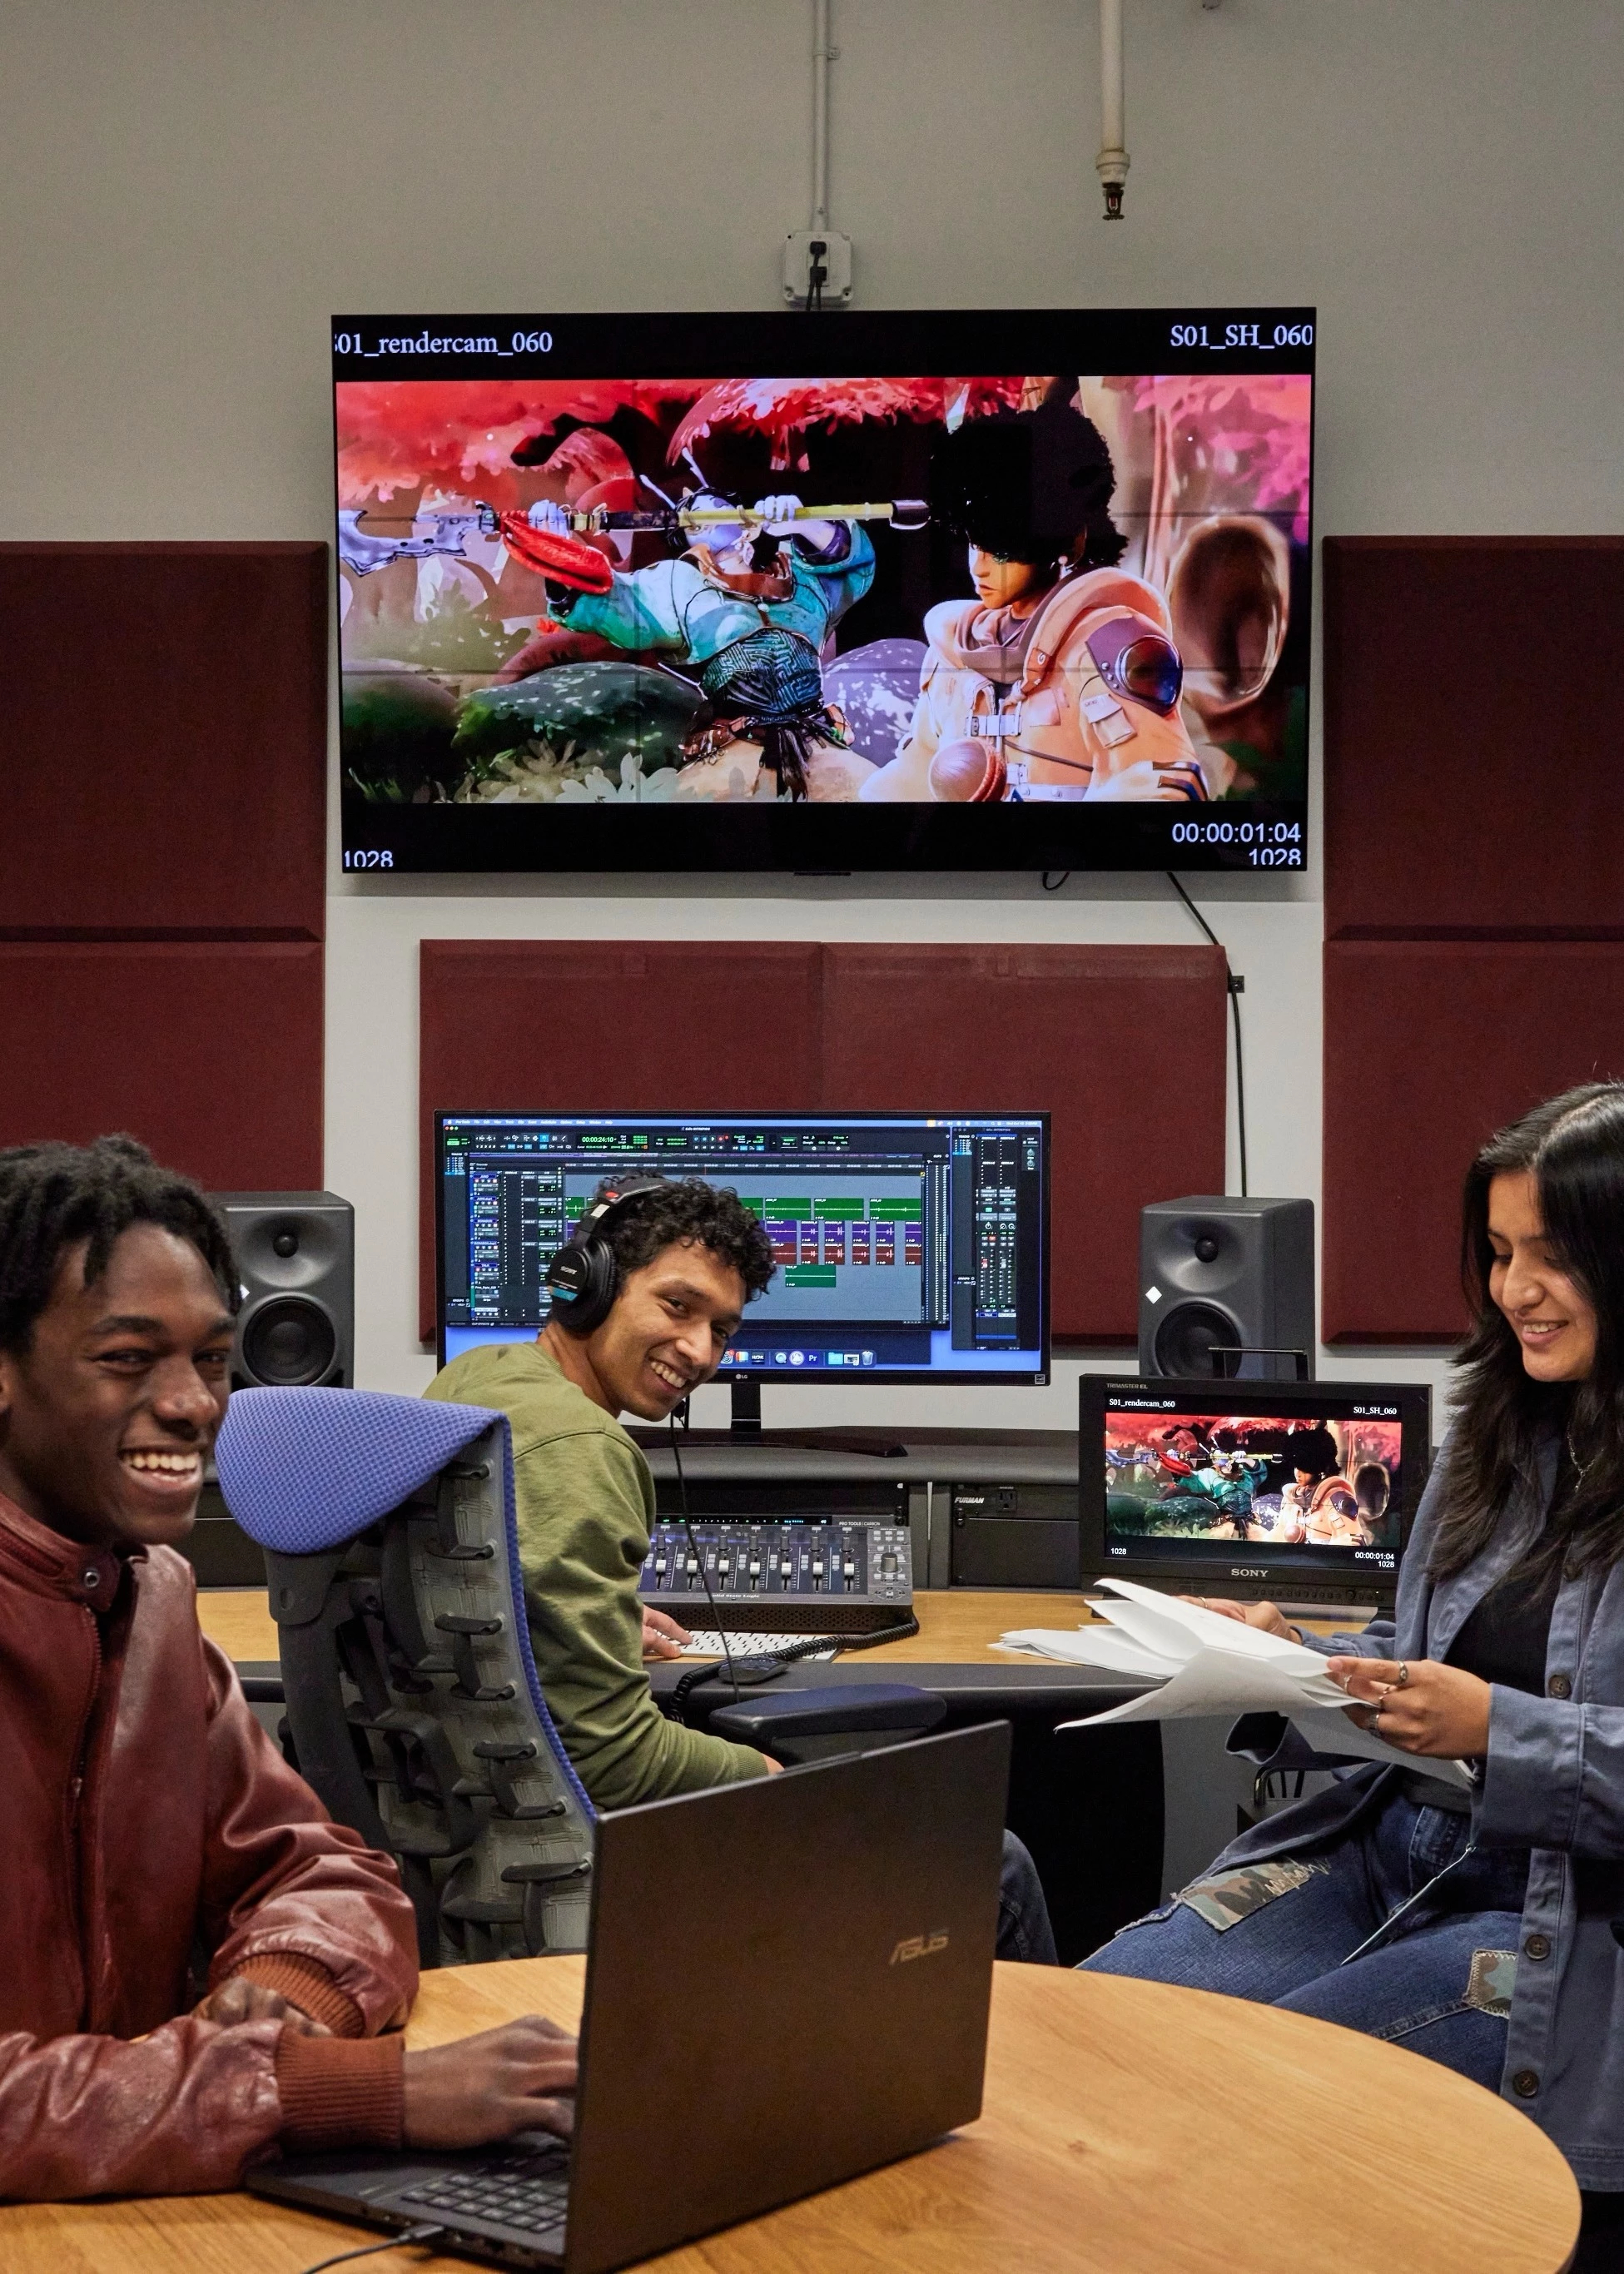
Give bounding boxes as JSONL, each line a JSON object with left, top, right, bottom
{"left": 890, "top": 1931, "right": 950, "bottom": 1965}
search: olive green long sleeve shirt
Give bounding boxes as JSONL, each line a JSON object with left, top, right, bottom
{"left": 425, "top": 1341, "right": 769, "bottom": 1810}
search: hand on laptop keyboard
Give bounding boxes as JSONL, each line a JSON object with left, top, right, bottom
{"left": 403, "top": 2014, "right": 579, "bottom": 2149}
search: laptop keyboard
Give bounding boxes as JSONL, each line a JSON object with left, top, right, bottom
{"left": 400, "top": 2146, "right": 570, "bottom": 2236}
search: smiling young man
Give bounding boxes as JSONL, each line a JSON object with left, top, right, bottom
{"left": 0, "top": 1136, "right": 576, "bottom": 2199}
{"left": 423, "top": 1176, "right": 1060, "bottom": 1969}
{"left": 426, "top": 1177, "right": 780, "bottom": 1808}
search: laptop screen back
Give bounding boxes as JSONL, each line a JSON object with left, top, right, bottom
{"left": 564, "top": 1721, "right": 1011, "bottom": 2274}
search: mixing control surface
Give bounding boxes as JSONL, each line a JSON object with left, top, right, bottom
{"left": 639, "top": 1521, "right": 913, "bottom": 1634}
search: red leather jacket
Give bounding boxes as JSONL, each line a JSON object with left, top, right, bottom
{"left": 0, "top": 1491, "right": 418, "bottom": 2198}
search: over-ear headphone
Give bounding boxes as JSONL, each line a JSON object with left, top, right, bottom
{"left": 543, "top": 1173, "right": 670, "bottom": 1337}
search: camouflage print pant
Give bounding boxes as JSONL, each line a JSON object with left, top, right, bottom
{"left": 1078, "top": 1790, "right": 1531, "bottom": 2092}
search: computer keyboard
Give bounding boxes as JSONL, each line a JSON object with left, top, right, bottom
{"left": 400, "top": 2143, "right": 570, "bottom": 2236}
{"left": 677, "top": 1630, "right": 839, "bottom": 1661}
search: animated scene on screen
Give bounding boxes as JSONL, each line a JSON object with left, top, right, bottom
{"left": 1104, "top": 1410, "right": 1403, "bottom": 1555}
{"left": 337, "top": 370, "right": 1309, "bottom": 810}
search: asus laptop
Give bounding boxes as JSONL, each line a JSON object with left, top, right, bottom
{"left": 250, "top": 1720, "right": 1011, "bottom": 2273}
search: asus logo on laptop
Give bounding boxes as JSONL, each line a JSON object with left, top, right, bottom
{"left": 890, "top": 1931, "right": 949, "bottom": 1964}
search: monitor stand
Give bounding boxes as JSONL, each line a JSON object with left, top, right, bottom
{"left": 644, "top": 1380, "right": 907, "bottom": 1458}
{"left": 728, "top": 1377, "right": 764, "bottom": 1436}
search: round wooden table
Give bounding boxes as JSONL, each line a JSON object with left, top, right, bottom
{"left": 0, "top": 1956, "right": 1580, "bottom": 2274}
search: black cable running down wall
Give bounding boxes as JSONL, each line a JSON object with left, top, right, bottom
{"left": 1165, "top": 871, "right": 1249, "bottom": 1199}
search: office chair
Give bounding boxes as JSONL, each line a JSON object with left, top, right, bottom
{"left": 216, "top": 1386, "right": 947, "bottom": 1965}
{"left": 216, "top": 1385, "right": 596, "bottom": 1969}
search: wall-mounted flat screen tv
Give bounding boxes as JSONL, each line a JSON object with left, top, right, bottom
{"left": 335, "top": 307, "right": 1314, "bottom": 873}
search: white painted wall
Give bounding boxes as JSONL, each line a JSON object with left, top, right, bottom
{"left": 5, "top": 1, "right": 1622, "bottom": 1427}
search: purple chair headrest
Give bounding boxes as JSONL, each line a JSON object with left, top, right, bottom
{"left": 216, "top": 1386, "right": 504, "bottom": 1554}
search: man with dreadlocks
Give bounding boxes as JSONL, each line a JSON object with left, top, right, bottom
{"left": 0, "top": 1136, "right": 576, "bottom": 2199}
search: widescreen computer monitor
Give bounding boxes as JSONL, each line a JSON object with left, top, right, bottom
{"left": 437, "top": 1112, "right": 1049, "bottom": 1418}
{"left": 335, "top": 307, "right": 1314, "bottom": 876}
{"left": 1079, "top": 1374, "right": 1433, "bottom": 1612}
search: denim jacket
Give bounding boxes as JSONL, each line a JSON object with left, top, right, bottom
{"left": 1220, "top": 1431, "right": 1624, "bottom": 2187}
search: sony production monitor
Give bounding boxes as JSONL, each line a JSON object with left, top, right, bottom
{"left": 436, "top": 1111, "right": 1049, "bottom": 1392}
{"left": 1079, "top": 1375, "right": 1433, "bottom": 1609}
{"left": 336, "top": 306, "right": 1314, "bottom": 875}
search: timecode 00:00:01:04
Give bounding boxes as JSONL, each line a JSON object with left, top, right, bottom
{"left": 1169, "top": 820, "right": 1303, "bottom": 847}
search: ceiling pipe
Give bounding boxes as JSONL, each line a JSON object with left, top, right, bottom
{"left": 1095, "top": 0, "right": 1129, "bottom": 218}
{"left": 812, "top": 0, "right": 832, "bottom": 233}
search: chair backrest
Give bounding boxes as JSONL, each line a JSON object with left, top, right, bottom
{"left": 216, "top": 1385, "right": 595, "bottom": 1967}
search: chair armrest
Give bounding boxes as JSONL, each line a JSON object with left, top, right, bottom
{"left": 709, "top": 1681, "right": 947, "bottom": 1746}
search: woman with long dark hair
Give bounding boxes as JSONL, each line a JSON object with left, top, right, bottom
{"left": 1082, "top": 1083, "right": 1624, "bottom": 2240}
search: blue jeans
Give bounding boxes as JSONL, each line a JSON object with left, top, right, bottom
{"left": 998, "top": 1830, "right": 1057, "bottom": 1964}
{"left": 1080, "top": 1791, "right": 1529, "bottom": 2089}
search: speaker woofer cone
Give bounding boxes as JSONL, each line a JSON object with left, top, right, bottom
{"left": 1153, "top": 1300, "right": 1242, "bottom": 1380}
{"left": 240, "top": 1295, "right": 338, "bottom": 1387}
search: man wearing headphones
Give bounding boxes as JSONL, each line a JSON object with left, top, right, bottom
{"left": 427, "top": 1175, "right": 781, "bottom": 1806}
{"left": 425, "top": 1172, "right": 1058, "bottom": 1964}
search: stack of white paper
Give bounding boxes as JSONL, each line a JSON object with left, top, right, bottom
{"left": 996, "top": 1576, "right": 1469, "bottom": 1787}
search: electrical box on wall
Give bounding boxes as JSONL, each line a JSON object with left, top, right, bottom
{"left": 782, "top": 230, "right": 852, "bottom": 306}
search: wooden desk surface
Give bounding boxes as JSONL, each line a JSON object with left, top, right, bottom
{"left": 196, "top": 1586, "right": 281, "bottom": 1663}
{"left": 197, "top": 1587, "right": 1120, "bottom": 1670}
{"left": 0, "top": 1955, "right": 1577, "bottom": 2274}
{"left": 196, "top": 1586, "right": 1352, "bottom": 1671}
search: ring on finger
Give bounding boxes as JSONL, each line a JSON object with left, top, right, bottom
{"left": 1393, "top": 1661, "right": 1410, "bottom": 1688}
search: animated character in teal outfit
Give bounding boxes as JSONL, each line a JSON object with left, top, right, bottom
{"left": 528, "top": 493, "right": 877, "bottom": 802}
{"left": 1163, "top": 1449, "right": 1272, "bottom": 1537}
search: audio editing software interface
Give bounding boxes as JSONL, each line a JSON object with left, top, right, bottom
{"left": 438, "top": 1111, "right": 1047, "bottom": 1379}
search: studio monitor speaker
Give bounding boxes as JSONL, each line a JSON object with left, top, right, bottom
{"left": 1139, "top": 1195, "right": 1314, "bottom": 1381}
{"left": 213, "top": 1190, "right": 355, "bottom": 1389}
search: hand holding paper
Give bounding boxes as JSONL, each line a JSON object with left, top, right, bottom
{"left": 996, "top": 1577, "right": 1472, "bottom": 1790}
{"left": 1325, "top": 1653, "right": 1492, "bottom": 1761}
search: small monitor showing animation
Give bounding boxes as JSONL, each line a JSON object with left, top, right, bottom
{"left": 1080, "top": 1377, "right": 1433, "bottom": 1598}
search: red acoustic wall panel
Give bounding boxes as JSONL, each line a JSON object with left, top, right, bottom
{"left": 1323, "top": 941, "right": 1624, "bottom": 1342}
{"left": 1323, "top": 538, "right": 1624, "bottom": 941}
{"left": 821, "top": 946, "right": 1228, "bottom": 1345}
{"left": 0, "top": 943, "right": 324, "bottom": 1189}
{"left": 420, "top": 941, "right": 825, "bottom": 1336}
{"left": 0, "top": 542, "right": 327, "bottom": 941}
{"left": 420, "top": 940, "right": 1229, "bottom": 1348}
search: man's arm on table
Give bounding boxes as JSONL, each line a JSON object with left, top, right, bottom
{"left": 0, "top": 1640, "right": 418, "bottom": 2201}
{"left": 0, "top": 1641, "right": 582, "bottom": 2201}
{"left": 0, "top": 2012, "right": 579, "bottom": 2202}
{"left": 517, "top": 1429, "right": 773, "bottom": 1810}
